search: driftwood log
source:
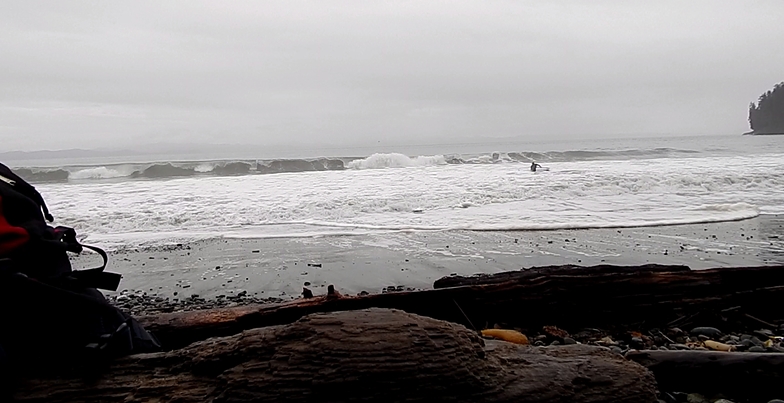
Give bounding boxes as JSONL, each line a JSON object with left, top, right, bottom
{"left": 13, "top": 309, "right": 658, "bottom": 403}
{"left": 627, "top": 350, "right": 784, "bottom": 402}
{"left": 139, "top": 264, "right": 784, "bottom": 351}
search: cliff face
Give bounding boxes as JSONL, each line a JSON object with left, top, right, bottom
{"left": 747, "top": 82, "right": 784, "bottom": 135}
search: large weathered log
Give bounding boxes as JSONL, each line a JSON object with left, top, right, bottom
{"left": 627, "top": 349, "right": 784, "bottom": 402}
{"left": 139, "top": 264, "right": 784, "bottom": 350}
{"left": 13, "top": 309, "right": 658, "bottom": 403}
{"left": 432, "top": 263, "right": 692, "bottom": 288}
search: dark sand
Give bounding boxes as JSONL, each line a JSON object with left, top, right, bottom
{"left": 74, "top": 215, "right": 783, "bottom": 302}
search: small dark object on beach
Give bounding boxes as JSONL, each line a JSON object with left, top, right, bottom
{"left": 308, "top": 263, "right": 322, "bottom": 268}
{"left": 302, "top": 288, "right": 313, "bottom": 298}
{"left": 327, "top": 285, "right": 340, "bottom": 297}
{"left": 252, "top": 250, "right": 259, "bottom": 253}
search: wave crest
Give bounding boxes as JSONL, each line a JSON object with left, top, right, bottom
{"left": 348, "top": 153, "right": 447, "bottom": 170}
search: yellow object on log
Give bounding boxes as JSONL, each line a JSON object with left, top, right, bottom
{"left": 481, "top": 329, "right": 529, "bottom": 345}
{"left": 703, "top": 340, "right": 734, "bottom": 352}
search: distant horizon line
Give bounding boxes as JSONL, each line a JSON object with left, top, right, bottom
{"left": 1, "top": 132, "right": 743, "bottom": 157}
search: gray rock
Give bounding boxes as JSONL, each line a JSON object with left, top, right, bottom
{"left": 669, "top": 327, "right": 685, "bottom": 335}
{"left": 740, "top": 337, "right": 765, "bottom": 347}
{"left": 610, "top": 346, "right": 623, "bottom": 355}
{"left": 714, "top": 400, "right": 735, "bottom": 403}
{"left": 767, "top": 400, "right": 784, "bottom": 403}
{"left": 748, "top": 346, "right": 767, "bottom": 352}
{"left": 686, "top": 393, "right": 708, "bottom": 403}
{"left": 739, "top": 339, "right": 756, "bottom": 348}
{"left": 670, "top": 343, "right": 691, "bottom": 350}
{"left": 755, "top": 329, "right": 774, "bottom": 339}
{"left": 759, "top": 328, "right": 774, "bottom": 335}
{"left": 690, "top": 327, "right": 722, "bottom": 338}
{"left": 563, "top": 337, "right": 577, "bottom": 345}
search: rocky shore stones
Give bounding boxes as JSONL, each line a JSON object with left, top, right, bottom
{"left": 109, "top": 290, "right": 285, "bottom": 316}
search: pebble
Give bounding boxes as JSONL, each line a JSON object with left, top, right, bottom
{"left": 748, "top": 346, "right": 767, "bottom": 352}
{"left": 563, "top": 337, "right": 577, "bottom": 345}
{"left": 690, "top": 327, "right": 722, "bottom": 339}
{"left": 767, "top": 400, "right": 784, "bottom": 403}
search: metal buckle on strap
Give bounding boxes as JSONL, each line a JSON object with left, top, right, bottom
{"left": 0, "top": 174, "right": 16, "bottom": 186}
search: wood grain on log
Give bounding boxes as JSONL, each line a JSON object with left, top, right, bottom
{"left": 627, "top": 349, "right": 784, "bottom": 402}
{"left": 14, "top": 309, "right": 658, "bottom": 403}
{"left": 139, "top": 264, "right": 784, "bottom": 351}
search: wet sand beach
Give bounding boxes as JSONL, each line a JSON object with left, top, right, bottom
{"left": 73, "top": 215, "right": 783, "bottom": 311}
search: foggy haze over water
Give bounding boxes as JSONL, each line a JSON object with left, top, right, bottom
{"left": 2, "top": 1, "right": 784, "bottom": 152}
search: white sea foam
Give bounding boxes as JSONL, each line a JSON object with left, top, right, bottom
{"left": 347, "top": 153, "right": 447, "bottom": 169}
{"left": 70, "top": 166, "right": 127, "bottom": 180}
{"left": 194, "top": 163, "right": 215, "bottom": 173}
{"left": 35, "top": 152, "right": 784, "bottom": 249}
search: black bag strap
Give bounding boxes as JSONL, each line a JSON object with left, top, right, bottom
{"left": 79, "top": 244, "right": 108, "bottom": 272}
{"left": 51, "top": 226, "right": 109, "bottom": 273}
{"left": 69, "top": 243, "right": 120, "bottom": 291}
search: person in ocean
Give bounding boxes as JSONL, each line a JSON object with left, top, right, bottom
{"left": 530, "top": 161, "right": 542, "bottom": 172}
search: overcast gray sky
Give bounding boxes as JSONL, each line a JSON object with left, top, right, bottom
{"left": 1, "top": 0, "right": 783, "bottom": 152}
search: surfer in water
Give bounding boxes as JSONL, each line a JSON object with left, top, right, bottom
{"left": 530, "top": 161, "right": 542, "bottom": 172}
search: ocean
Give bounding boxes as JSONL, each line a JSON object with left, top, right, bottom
{"left": 8, "top": 134, "right": 784, "bottom": 250}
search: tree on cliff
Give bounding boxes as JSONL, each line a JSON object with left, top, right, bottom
{"left": 748, "top": 82, "right": 784, "bottom": 134}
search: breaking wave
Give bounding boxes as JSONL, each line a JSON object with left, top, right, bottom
{"left": 347, "top": 153, "right": 447, "bottom": 169}
{"left": 10, "top": 147, "right": 703, "bottom": 183}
